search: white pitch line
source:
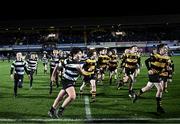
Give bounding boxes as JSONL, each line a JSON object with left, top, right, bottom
{"left": 84, "top": 96, "right": 92, "bottom": 120}
{"left": 0, "top": 118, "right": 180, "bottom": 122}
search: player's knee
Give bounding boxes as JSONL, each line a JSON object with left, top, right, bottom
{"left": 69, "top": 94, "right": 76, "bottom": 101}
{"left": 158, "top": 88, "right": 163, "bottom": 93}
{"left": 123, "top": 76, "right": 128, "bottom": 82}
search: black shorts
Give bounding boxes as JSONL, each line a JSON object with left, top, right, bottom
{"left": 125, "top": 68, "right": 136, "bottom": 76}
{"left": 61, "top": 78, "right": 75, "bottom": 90}
{"left": 14, "top": 74, "right": 24, "bottom": 87}
{"left": 148, "top": 74, "right": 160, "bottom": 83}
{"left": 99, "top": 67, "right": 106, "bottom": 74}
{"left": 28, "top": 69, "right": 35, "bottom": 75}
{"left": 109, "top": 67, "right": 117, "bottom": 72}
{"left": 83, "top": 74, "right": 96, "bottom": 83}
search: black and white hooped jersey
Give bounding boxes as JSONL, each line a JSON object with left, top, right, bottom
{"left": 10, "top": 60, "right": 28, "bottom": 75}
{"left": 50, "top": 55, "right": 60, "bottom": 69}
{"left": 61, "top": 59, "right": 81, "bottom": 82}
{"left": 27, "top": 59, "right": 38, "bottom": 70}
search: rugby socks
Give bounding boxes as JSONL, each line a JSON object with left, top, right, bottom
{"left": 59, "top": 106, "right": 65, "bottom": 116}
{"left": 138, "top": 89, "right": 143, "bottom": 96}
{"left": 92, "top": 91, "right": 96, "bottom": 99}
{"left": 59, "top": 106, "right": 65, "bottom": 111}
{"left": 109, "top": 77, "right": 112, "bottom": 85}
{"left": 129, "top": 90, "right": 132, "bottom": 95}
{"left": 156, "top": 97, "right": 165, "bottom": 113}
{"left": 50, "top": 106, "right": 56, "bottom": 113}
{"left": 156, "top": 97, "right": 162, "bottom": 107}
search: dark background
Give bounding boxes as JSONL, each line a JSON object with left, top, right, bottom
{"left": 0, "top": 1, "right": 180, "bottom": 21}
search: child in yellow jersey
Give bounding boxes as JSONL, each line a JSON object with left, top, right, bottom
{"left": 80, "top": 49, "right": 97, "bottom": 102}
{"left": 97, "top": 49, "right": 110, "bottom": 85}
{"left": 133, "top": 44, "right": 171, "bottom": 114}
{"left": 108, "top": 49, "right": 118, "bottom": 85}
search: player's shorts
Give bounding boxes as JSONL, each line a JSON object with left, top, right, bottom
{"left": 61, "top": 78, "right": 75, "bottom": 90}
{"left": 83, "top": 74, "right": 96, "bottom": 83}
{"left": 14, "top": 74, "right": 24, "bottom": 88}
{"left": 99, "top": 67, "right": 107, "bottom": 74}
{"left": 125, "top": 67, "right": 136, "bottom": 76}
{"left": 109, "top": 66, "right": 117, "bottom": 72}
{"left": 28, "top": 69, "right": 35, "bottom": 75}
{"left": 148, "top": 74, "right": 160, "bottom": 83}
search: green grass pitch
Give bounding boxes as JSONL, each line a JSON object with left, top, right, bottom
{"left": 0, "top": 56, "right": 180, "bottom": 123}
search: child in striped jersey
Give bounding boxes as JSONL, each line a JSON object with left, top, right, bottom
{"left": 42, "top": 52, "right": 48, "bottom": 74}
{"left": 27, "top": 53, "right": 38, "bottom": 89}
{"left": 48, "top": 48, "right": 92, "bottom": 118}
{"left": 10, "top": 52, "right": 30, "bottom": 97}
{"left": 49, "top": 50, "right": 60, "bottom": 94}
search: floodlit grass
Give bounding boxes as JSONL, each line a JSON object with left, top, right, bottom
{"left": 0, "top": 56, "right": 180, "bottom": 123}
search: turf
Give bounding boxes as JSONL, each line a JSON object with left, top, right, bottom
{"left": 0, "top": 56, "right": 180, "bottom": 123}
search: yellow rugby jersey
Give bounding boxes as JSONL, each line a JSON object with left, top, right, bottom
{"left": 98, "top": 55, "right": 110, "bottom": 68}
{"left": 109, "top": 54, "right": 118, "bottom": 68}
{"left": 125, "top": 53, "right": 140, "bottom": 69}
{"left": 150, "top": 53, "right": 170, "bottom": 73}
{"left": 83, "top": 58, "right": 96, "bottom": 75}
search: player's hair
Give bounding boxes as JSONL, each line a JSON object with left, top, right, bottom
{"left": 131, "top": 45, "right": 137, "bottom": 49}
{"left": 70, "top": 47, "right": 82, "bottom": 57}
{"left": 157, "top": 44, "right": 165, "bottom": 52}
{"left": 16, "top": 52, "right": 22, "bottom": 55}
{"left": 88, "top": 49, "right": 96, "bottom": 57}
{"left": 111, "top": 49, "right": 116, "bottom": 55}
{"left": 30, "top": 52, "right": 36, "bottom": 55}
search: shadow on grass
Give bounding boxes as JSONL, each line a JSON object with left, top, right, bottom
{"left": 0, "top": 112, "right": 47, "bottom": 119}
{"left": 9, "top": 94, "right": 56, "bottom": 99}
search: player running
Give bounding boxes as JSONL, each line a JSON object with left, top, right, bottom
{"left": 27, "top": 53, "right": 38, "bottom": 89}
{"left": 42, "top": 51, "right": 49, "bottom": 74}
{"left": 49, "top": 49, "right": 60, "bottom": 94}
{"left": 118, "top": 45, "right": 140, "bottom": 99}
{"left": 108, "top": 49, "right": 118, "bottom": 85}
{"left": 10, "top": 52, "right": 30, "bottom": 97}
{"left": 97, "top": 48, "right": 110, "bottom": 84}
{"left": 79, "top": 49, "right": 97, "bottom": 102}
{"left": 133, "top": 44, "right": 171, "bottom": 114}
{"left": 48, "top": 48, "right": 93, "bottom": 118}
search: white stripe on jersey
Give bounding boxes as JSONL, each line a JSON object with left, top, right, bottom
{"left": 15, "top": 71, "right": 24, "bottom": 75}
{"left": 15, "top": 67, "right": 25, "bottom": 71}
{"left": 11, "top": 60, "right": 27, "bottom": 75}
{"left": 65, "top": 64, "right": 79, "bottom": 69}
{"left": 61, "top": 59, "right": 82, "bottom": 81}
{"left": 65, "top": 69, "right": 78, "bottom": 75}
{"left": 28, "top": 59, "right": 37, "bottom": 70}
{"left": 63, "top": 73, "right": 79, "bottom": 81}
{"left": 14, "top": 61, "right": 25, "bottom": 66}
